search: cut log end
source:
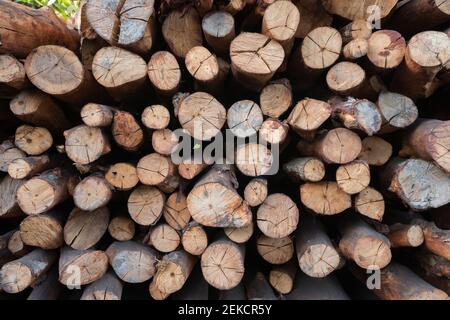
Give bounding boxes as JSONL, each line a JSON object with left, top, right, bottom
{"left": 256, "top": 235, "right": 294, "bottom": 265}
{"left": 244, "top": 178, "right": 268, "bottom": 207}
{"left": 355, "top": 187, "right": 385, "bottom": 221}
{"left": 142, "top": 105, "right": 170, "bottom": 130}
{"left": 336, "top": 160, "right": 370, "bottom": 195}
{"left": 148, "top": 51, "right": 181, "bottom": 95}
{"left": 149, "top": 224, "right": 180, "bottom": 253}
{"left": 128, "top": 185, "right": 165, "bottom": 226}
{"left": 300, "top": 182, "right": 351, "bottom": 215}
{"left": 302, "top": 27, "right": 342, "bottom": 70}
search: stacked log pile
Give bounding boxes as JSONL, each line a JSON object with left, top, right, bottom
{"left": 0, "top": 0, "right": 449, "bottom": 300}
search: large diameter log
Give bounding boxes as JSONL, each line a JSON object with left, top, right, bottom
{"left": 0, "top": 54, "right": 29, "bottom": 97}
{"left": 181, "top": 222, "right": 208, "bottom": 256}
{"left": 0, "top": 1, "right": 79, "bottom": 58}
{"left": 296, "top": 215, "right": 340, "bottom": 278}
{"left": 105, "top": 162, "right": 139, "bottom": 191}
{"left": 230, "top": 32, "right": 284, "bottom": 91}
{"left": 0, "top": 249, "right": 56, "bottom": 293}
{"left": 202, "top": 11, "right": 235, "bottom": 56}
{"left": 260, "top": 78, "right": 292, "bottom": 118}
{"left": 321, "top": 0, "right": 398, "bottom": 20}
{"left": 20, "top": 210, "right": 65, "bottom": 249}
{"left": 81, "top": 271, "right": 123, "bottom": 300}
{"left": 339, "top": 216, "right": 392, "bottom": 269}
{"left": 0, "top": 139, "right": 26, "bottom": 172}
{"left": 358, "top": 136, "right": 392, "bottom": 166}
{"left": 287, "top": 98, "right": 331, "bottom": 134}
{"left": 412, "top": 219, "right": 450, "bottom": 260}
{"left": 0, "top": 175, "right": 23, "bottom": 218}
{"left": 256, "top": 235, "right": 294, "bottom": 265}
{"left": 376, "top": 91, "right": 418, "bottom": 134}
{"left": 293, "top": 0, "right": 333, "bottom": 38}
{"left": 187, "top": 164, "right": 251, "bottom": 228}
{"left": 127, "top": 185, "right": 165, "bottom": 226}
{"left": 16, "top": 168, "right": 71, "bottom": 215}
{"left": 300, "top": 182, "right": 351, "bottom": 215}
{"left": 201, "top": 238, "right": 245, "bottom": 290}
{"left": 147, "top": 52, "right": 181, "bottom": 96}
{"left": 25, "top": 45, "right": 104, "bottom": 105}
{"left": 112, "top": 111, "right": 144, "bottom": 152}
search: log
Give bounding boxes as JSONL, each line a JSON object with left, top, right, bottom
{"left": 105, "top": 162, "right": 139, "bottom": 191}
{"left": 256, "top": 193, "right": 299, "bottom": 238}
{"left": 246, "top": 272, "right": 277, "bottom": 300}
{"left": 219, "top": 0, "right": 246, "bottom": 15}
{"left": 7, "top": 230, "right": 29, "bottom": 257}
{"left": 411, "top": 219, "right": 450, "bottom": 260}
{"left": 201, "top": 238, "right": 245, "bottom": 290}
{"left": 243, "top": 178, "right": 268, "bottom": 207}
{"left": 162, "top": 7, "right": 203, "bottom": 58}
{"left": 137, "top": 153, "right": 177, "bottom": 187}
{"left": 14, "top": 125, "right": 53, "bottom": 156}
{"left": 81, "top": 271, "right": 123, "bottom": 300}
{"left": 376, "top": 91, "right": 418, "bottom": 134}
{"left": 148, "top": 223, "right": 180, "bottom": 253}
{"left": 321, "top": 0, "right": 398, "bottom": 20}
{"left": 295, "top": 215, "right": 340, "bottom": 278}
{"left": 80, "top": 37, "right": 108, "bottom": 72}
{"left": 80, "top": 103, "right": 114, "bottom": 127}
{"left": 0, "top": 54, "right": 28, "bottom": 97}
{"left": 147, "top": 51, "right": 181, "bottom": 96}
{"left": 0, "top": 249, "right": 56, "bottom": 293}
{"left": 64, "top": 207, "right": 110, "bottom": 250}
{"left": 172, "top": 265, "right": 209, "bottom": 300}
{"left": 414, "top": 249, "right": 450, "bottom": 279}
{"left": 163, "top": 192, "right": 191, "bottom": 231}
{"left": 400, "top": 119, "right": 450, "bottom": 175}
{"left": 227, "top": 100, "right": 263, "bottom": 138}
{"left": 73, "top": 174, "right": 113, "bottom": 211}
{"left": 224, "top": 222, "right": 254, "bottom": 244}
{"left": 256, "top": 235, "right": 294, "bottom": 265}
{"left": 286, "top": 273, "right": 350, "bottom": 300}
{"left": 269, "top": 262, "right": 296, "bottom": 295}
{"left": 283, "top": 157, "right": 326, "bottom": 183}
{"left": 178, "top": 159, "right": 208, "bottom": 180}
{"left": 127, "top": 185, "right": 165, "bottom": 226}
{"left": 0, "top": 1, "right": 79, "bottom": 58}
{"left": 106, "top": 241, "right": 158, "bottom": 283}
{"left": 293, "top": 0, "right": 333, "bottom": 38}
{"left": 187, "top": 164, "right": 252, "bottom": 228}
{"left": 20, "top": 210, "right": 64, "bottom": 249}
{"left": 16, "top": 168, "right": 71, "bottom": 215}
{"left": 336, "top": 160, "right": 371, "bottom": 195}
{"left": 287, "top": 98, "right": 332, "bottom": 135}
{"left": 354, "top": 187, "right": 385, "bottom": 221}
{"left": 296, "top": 128, "right": 362, "bottom": 164}
{"left": 64, "top": 125, "right": 111, "bottom": 165}
{"left": 112, "top": 111, "right": 144, "bottom": 152}
{"left": 149, "top": 279, "right": 170, "bottom": 300}
{"left": 0, "top": 139, "right": 25, "bottom": 172}
{"left": 230, "top": 32, "right": 284, "bottom": 91}
{"left": 25, "top": 45, "right": 103, "bottom": 105}
{"left": 367, "top": 30, "right": 406, "bottom": 73}
{"left": 8, "top": 154, "right": 56, "bottom": 180}
{"left": 181, "top": 222, "right": 208, "bottom": 256}
{"left": 59, "top": 247, "right": 108, "bottom": 286}
{"left": 300, "top": 182, "right": 352, "bottom": 215}
{"left": 259, "top": 118, "right": 289, "bottom": 145}
{"left": 142, "top": 105, "right": 171, "bottom": 130}
{"left": 152, "top": 129, "right": 178, "bottom": 156}
{"left": 108, "top": 216, "right": 135, "bottom": 242}
{"left": 202, "top": 11, "right": 235, "bottom": 56}
{"left": 235, "top": 143, "right": 273, "bottom": 176}
{"left": 27, "top": 267, "right": 62, "bottom": 300}
{"left": 0, "top": 175, "right": 23, "bottom": 218}
{"left": 358, "top": 136, "right": 392, "bottom": 166}
{"left": 185, "top": 46, "right": 222, "bottom": 93}
{"left": 86, "top": 0, "right": 156, "bottom": 55}
{"left": 343, "top": 39, "right": 369, "bottom": 61}
{"left": 259, "top": 78, "right": 292, "bottom": 118}
{"left": 339, "top": 215, "right": 392, "bottom": 269}
{"left": 391, "top": 31, "right": 450, "bottom": 101}
{"left": 178, "top": 91, "right": 226, "bottom": 141}
{"left": 340, "top": 19, "right": 372, "bottom": 45}
{"left": 92, "top": 47, "right": 147, "bottom": 100}
{"left": 387, "top": 223, "right": 424, "bottom": 248}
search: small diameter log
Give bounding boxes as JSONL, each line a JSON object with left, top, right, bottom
{"left": 343, "top": 39, "right": 369, "bottom": 61}
{"left": 256, "top": 193, "right": 299, "bottom": 238}
{"left": 186, "top": 45, "right": 221, "bottom": 92}
{"left": 86, "top": 0, "right": 155, "bottom": 55}
{"left": 296, "top": 215, "right": 340, "bottom": 278}
{"left": 256, "top": 235, "right": 294, "bottom": 265}
{"left": 7, "top": 231, "right": 29, "bottom": 257}
{"left": 300, "top": 182, "right": 351, "bottom": 215}
{"left": 224, "top": 223, "right": 254, "bottom": 244}
{"left": 358, "top": 136, "right": 392, "bottom": 166}
{"left": 235, "top": 143, "right": 273, "bottom": 176}
{"left": 372, "top": 262, "right": 448, "bottom": 300}
{"left": 59, "top": 247, "right": 108, "bottom": 286}
{"left": 80, "top": 103, "right": 114, "bottom": 127}
{"left": 20, "top": 210, "right": 64, "bottom": 249}
{"left": 202, "top": 11, "right": 235, "bottom": 56}
{"left": 293, "top": 0, "right": 333, "bottom": 38}
{"left": 15, "top": 125, "right": 53, "bottom": 156}
{"left": 246, "top": 272, "right": 277, "bottom": 300}
{"left": 0, "top": 54, "right": 28, "bottom": 96}
{"left": 367, "top": 30, "right": 406, "bottom": 71}
{"left": 287, "top": 98, "right": 332, "bottom": 134}
{"left": 64, "top": 207, "right": 110, "bottom": 250}
{"left": 127, "top": 185, "right": 165, "bottom": 226}
{"left": 112, "top": 111, "right": 144, "bottom": 152}
{"left": 153, "top": 250, "right": 196, "bottom": 296}
{"left": 336, "top": 160, "right": 370, "bottom": 195}
{"left": 137, "top": 153, "right": 177, "bottom": 187}
{"left": 377, "top": 91, "right": 418, "bottom": 134}
{"left": 16, "top": 168, "right": 71, "bottom": 215}
{"left": 269, "top": 262, "right": 296, "bottom": 295}
{"left": 162, "top": 7, "right": 203, "bottom": 58}
{"left": 400, "top": 119, "right": 450, "bottom": 175}
{"left": 283, "top": 157, "right": 325, "bottom": 183}
{"left": 0, "top": 1, "right": 79, "bottom": 58}
{"left": 178, "top": 91, "right": 226, "bottom": 141}
{"left": 329, "top": 96, "right": 382, "bottom": 136}
{"left": 181, "top": 222, "right": 208, "bottom": 256}
{"left": 142, "top": 105, "right": 171, "bottom": 130}
{"left": 412, "top": 219, "right": 450, "bottom": 260}
{"left": 0, "top": 140, "right": 25, "bottom": 172}
{"left": 8, "top": 155, "right": 55, "bottom": 180}
{"left": 289, "top": 27, "right": 342, "bottom": 90}
{"left": 391, "top": 31, "right": 450, "bottom": 101}
{"left": 227, "top": 100, "right": 263, "bottom": 138}
{"left": 92, "top": 47, "right": 147, "bottom": 100}
{"left": 81, "top": 272, "right": 123, "bottom": 300}
{"left": 187, "top": 164, "right": 252, "bottom": 228}
{"left": 339, "top": 216, "right": 392, "bottom": 269}
{"left": 64, "top": 125, "right": 111, "bottom": 165}
{"left": 340, "top": 19, "right": 372, "bottom": 45}
{"left": 163, "top": 193, "right": 191, "bottom": 231}
{"left": 152, "top": 129, "right": 178, "bottom": 156}
{"left": 355, "top": 187, "right": 385, "bottom": 221}
{"left": 296, "top": 128, "right": 362, "bottom": 164}
{"left": 326, "top": 62, "right": 376, "bottom": 99}
{"left": 259, "top": 118, "right": 289, "bottom": 145}
{"left": 25, "top": 45, "right": 102, "bottom": 105}
{"left": 147, "top": 51, "right": 181, "bottom": 96}
{"left": 106, "top": 241, "right": 158, "bottom": 283}
{"left": 260, "top": 78, "right": 292, "bottom": 118}
{"left": 219, "top": 0, "right": 246, "bottom": 15}
{"left": 27, "top": 267, "right": 62, "bottom": 300}
{"left": 108, "top": 216, "right": 135, "bottom": 242}
{"left": 387, "top": 223, "right": 424, "bottom": 248}
{"left": 105, "top": 163, "right": 139, "bottom": 191}
{"left": 321, "top": 0, "right": 398, "bottom": 20}
{"left": 381, "top": 158, "right": 450, "bottom": 211}
{"left": 230, "top": 32, "right": 284, "bottom": 91}
{"left": 201, "top": 238, "right": 245, "bottom": 290}
{"left": 178, "top": 159, "right": 208, "bottom": 180}
{"left": 0, "top": 175, "right": 23, "bottom": 218}
{"left": 73, "top": 174, "right": 113, "bottom": 211}
{"left": 0, "top": 249, "right": 56, "bottom": 293}
{"left": 286, "top": 273, "right": 349, "bottom": 300}
{"left": 148, "top": 223, "right": 180, "bottom": 253}
{"left": 244, "top": 178, "right": 268, "bottom": 207}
